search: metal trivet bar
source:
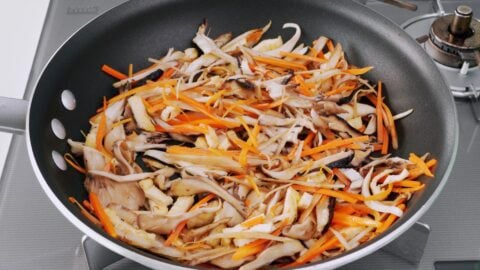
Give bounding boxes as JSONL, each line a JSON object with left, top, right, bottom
{"left": 81, "top": 223, "right": 430, "bottom": 270}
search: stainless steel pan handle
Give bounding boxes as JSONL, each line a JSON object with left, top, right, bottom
{"left": 0, "top": 97, "right": 28, "bottom": 134}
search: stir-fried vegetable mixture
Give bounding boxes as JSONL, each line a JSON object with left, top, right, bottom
{"left": 66, "top": 21, "right": 436, "bottom": 269}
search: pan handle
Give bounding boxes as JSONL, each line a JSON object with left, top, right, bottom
{"left": 0, "top": 97, "right": 28, "bottom": 134}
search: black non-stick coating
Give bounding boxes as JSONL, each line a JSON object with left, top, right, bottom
{"left": 29, "top": 0, "right": 456, "bottom": 268}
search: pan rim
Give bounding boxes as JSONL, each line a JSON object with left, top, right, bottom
{"left": 25, "top": 0, "right": 459, "bottom": 269}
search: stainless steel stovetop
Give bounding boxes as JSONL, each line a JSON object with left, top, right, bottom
{"left": 1, "top": 1, "right": 479, "bottom": 269}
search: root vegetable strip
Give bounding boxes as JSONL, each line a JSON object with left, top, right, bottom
{"left": 65, "top": 21, "right": 436, "bottom": 269}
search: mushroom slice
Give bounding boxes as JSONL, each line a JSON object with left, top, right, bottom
{"left": 350, "top": 149, "right": 372, "bottom": 167}
{"left": 138, "top": 178, "right": 173, "bottom": 206}
{"left": 282, "top": 187, "right": 300, "bottom": 225}
{"left": 321, "top": 115, "right": 363, "bottom": 137}
{"left": 337, "top": 103, "right": 376, "bottom": 120}
{"left": 262, "top": 164, "right": 305, "bottom": 180}
{"left": 105, "top": 208, "right": 184, "bottom": 258}
{"left": 215, "top": 201, "right": 245, "bottom": 226}
{"left": 210, "top": 254, "right": 254, "bottom": 269}
{"left": 238, "top": 240, "right": 304, "bottom": 270}
{"left": 128, "top": 96, "right": 155, "bottom": 132}
{"left": 183, "top": 247, "right": 236, "bottom": 266}
{"left": 222, "top": 21, "right": 271, "bottom": 52}
{"left": 314, "top": 101, "right": 348, "bottom": 116}
{"left": 364, "top": 114, "right": 377, "bottom": 135}
{"left": 67, "top": 139, "right": 84, "bottom": 155}
{"left": 145, "top": 150, "right": 244, "bottom": 174}
{"left": 282, "top": 215, "right": 315, "bottom": 240}
{"left": 316, "top": 197, "right": 335, "bottom": 234}
{"left": 83, "top": 146, "right": 106, "bottom": 171}
{"left": 107, "top": 203, "right": 138, "bottom": 225}
{"left": 137, "top": 201, "right": 220, "bottom": 234}
{"left": 170, "top": 177, "right": 247, "bottom": 217}
{"left": 193, "top": 24, "right": 237, "bottom": 66}
{"left": 183, "top": 217, "right": 231, "bottom": 242}
{"left": 88, "top": 170, "right": 162, "bottom": 183}
{"left": 105, "top": 125, "right": 126, "bottom": 153}
{"left": 85, "top": 176, "right": 145, "bottom": 211}
{"left": 168, "top": 196, "right": 194, "bottom": 216}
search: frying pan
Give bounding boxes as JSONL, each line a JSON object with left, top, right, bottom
{"left": 0, "top": 0, "right": 458, "bottom": 269}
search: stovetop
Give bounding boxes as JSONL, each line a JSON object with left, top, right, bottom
{"left": 0, "top": 1, "right": 479, "bottom": 270}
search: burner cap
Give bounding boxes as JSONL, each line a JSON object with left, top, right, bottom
{"left": 426, "top": 5, "right": 480, "bottom": 68}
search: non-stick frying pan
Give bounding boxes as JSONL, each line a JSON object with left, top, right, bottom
{"left": 0, "top": 0, "right": 457, "bottom": 269}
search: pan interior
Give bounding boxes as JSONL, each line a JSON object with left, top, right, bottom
{"left": 28, "top": 0, "right": 456, "bottom": 268}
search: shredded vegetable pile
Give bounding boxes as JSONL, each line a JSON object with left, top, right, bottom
{"left": 66, "top": 21, "right": 436, "bottom": 269}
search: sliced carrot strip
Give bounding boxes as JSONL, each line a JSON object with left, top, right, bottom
{"left": 253, "top": 56, "right": 307, "bottom": 70}
{"left": 393, "top": 180, "right": 422, "bottom": 188}
{"left": 332, "top": 212, "right": 381, "bottom": 228}
{"left": 101, "top": 64, "right": 128, "bottom": 80}
{"left": 64, "top": 153, "right": 86, "bottom": 174}
{"left": 280, "top": 51, "right": 327, "bottom": 63}
{"left": 381, "top": 127, "right": 389, "bottom": 155}
{"left": 240, "top": 215, "right": 265, "bottom": 228}
{"left": 301, "top": 136, "right": 370, "bottom": 157}
{"left": 288, "top": 236, "right": 338, "bottom": 266}
{"left": 345, "top": 66, "right": 373, "bottom": 75}
{"left": 89, "top": 192, "right": 117, "bottom": 238}
{"left": 409, "top": 153, "right": 434, "bottom": 177}
{"left": 393, "top": 184, "right": 425, "bottom": 193}
{"left": 364, "top": 183, "right": 393, "bottom": 201}
{"left": 376, "top": 81, "right": 384, "bottom": 143}
{"left": 292, "top": 185, "right": 361, "bottom": 204}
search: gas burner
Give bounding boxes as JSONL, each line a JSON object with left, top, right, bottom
{"left": 402, "top": 3, "right": 480, "bottom": 99}
{"left": 426, "top": 5, "right": 480, "bottom": 68}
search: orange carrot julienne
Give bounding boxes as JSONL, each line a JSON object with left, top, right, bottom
{"left": 155, "top": 124, "right": 209, "bottom": 134}
{"left": 89, "top": 192, "right": 117, "bottom": 238}
{"left": 383, "top": 103, "right": 398, "bottom": 149}
{"left": 252, "top": 98, "right": 287, "bottom": 110}
{"left": 345, "top": 66, "right": 374, "bottom": 75}
{"left": 95, "top": 98, "right": 112, "bottom": 159}
{"left": 332, "top": 212, "right": 381, "bottom": 228}
{"left": 280, "top": 51, "right": 327, "bottom": 63}
{"left": 240, "top": 215, "right": 265, "bottom": 228}
{"left": 69, "top": 197, "right": 101, "bottom": 226}
{"left": 64, "top": 153, "right": 86, "bottom": 174}
{"left": 165, "top": 194, "right": 216, "bottom": 246}
{"left": 301, "top": 136, "right": 370, "bottom": 157}
{"left": 326, "top": 40, "right": 335, "bottom": 52}
{"left": 376, "top": 81, "right": 384, "bottom": 143}
{"left": 324, "top": 83, "right": 357, "bottom": 96}
{"left": 381, "top": 127, "right": 389, "bottom": 155}
{"left": 232, "top": 221, "right": 287, "bottom": 261}
{"left": 409, "top": 153, "right": 434, "bottom": 177}
{"left": 294, "top": 75, "right": 314, "bottom": 97}
{"left": 158, "top": 67, "right": 176, "bottom": 80}
{"left": 253, "top": 56, "right": 307, "bottom": 70}
{"left": 393, "top": 180, "right": 422, "bottom": 188}
{"left": 393, "top": 184, "right": 425, "bottom": 193}
{"left": 288, "top": 236, "right": 339, "bottom": 267}
{"left": 292, "top": 185, "right": 360, "bottom": 204}
{"left": 364, "top": 183, "right": 393, "bottom": 201}
{"left": 101, "top": 64, "right": 128, "bottom": 80}
{"left": 333, "top": 168, "right": 350, "bottom": 187}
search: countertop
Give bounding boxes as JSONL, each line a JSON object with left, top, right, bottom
{"left": 0, "top": 1, "right": 49, "bottom": 175}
